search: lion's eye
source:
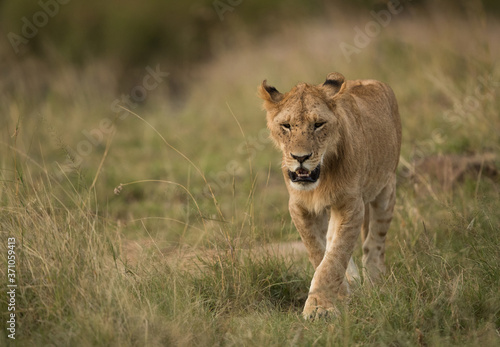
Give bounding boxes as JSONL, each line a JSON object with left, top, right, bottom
{"left": 314, "top": 122, "right": 326, "bottom": 129}
{"left": 281, "top": 123, "right": 291, "bottom": 130}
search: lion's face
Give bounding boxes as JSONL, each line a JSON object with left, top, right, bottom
{"left": 271, "top": 94, "right": 340, "bottom": 191}
{"left": 259, "top": 73, "right": 346, "bottom": 191}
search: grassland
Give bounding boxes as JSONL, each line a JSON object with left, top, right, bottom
{"left": 1, "top": 7, "right": 500, "bottom": 347}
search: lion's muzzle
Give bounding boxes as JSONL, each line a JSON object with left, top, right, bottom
{"left": 288, "top": 164, "right": 321, "bottom": 184}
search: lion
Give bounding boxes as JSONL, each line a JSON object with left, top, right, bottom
{"left": 258, "top": 72, "right": 402, "bottom": 320}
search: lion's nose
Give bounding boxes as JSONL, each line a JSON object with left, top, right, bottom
{"left": 290, "top": 153, "right": 312, "bottom": 164}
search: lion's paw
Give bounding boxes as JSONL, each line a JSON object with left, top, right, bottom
{"left": 302, "top": 296, "right": 339, "bottom": 321}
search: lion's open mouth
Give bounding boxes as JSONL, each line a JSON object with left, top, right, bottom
{"left": 288, "top": 165, "right": 321, "bottom": 183}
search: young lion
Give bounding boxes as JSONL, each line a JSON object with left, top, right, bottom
{"left": 258, "top": 72, "right": 402, "bottom": 320}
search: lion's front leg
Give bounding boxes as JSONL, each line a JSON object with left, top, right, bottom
{"left": 303, "top": 199, "right": 364, "bottom": 320}
{"left": 289, "top": 202, "right": 329, "bottom": 269}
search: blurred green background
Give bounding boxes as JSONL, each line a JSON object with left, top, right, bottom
{"left": 2, "top": 0, "right": 499, "bottom": 90}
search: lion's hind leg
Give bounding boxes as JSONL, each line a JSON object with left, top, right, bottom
{"left": 345, "top": 203, "right": 370, "bottom": 286}
{"left": 345, "top": 256, "right": 360, "bottom": 286}
{"left": 362, "top": 175, "right": 396, "bottom": 284}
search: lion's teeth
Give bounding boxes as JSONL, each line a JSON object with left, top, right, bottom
{"left": 297, "top": 172, "right": 310, "bottom": 177}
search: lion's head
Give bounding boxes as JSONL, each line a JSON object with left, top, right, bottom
{"left": 259, "top": 72, "right": 348, "bottom": 191}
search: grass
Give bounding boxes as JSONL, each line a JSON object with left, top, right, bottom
{"left": 1, "top": 8, "right": 500, "bottom": 347}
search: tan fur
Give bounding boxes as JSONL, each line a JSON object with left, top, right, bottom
{"left": 259, "top": 72, "right": 402, "bottom": 320}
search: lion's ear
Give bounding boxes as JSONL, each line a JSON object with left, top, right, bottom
{"left": 258, "top": 80, "right": 283, "bottom": 110}
{"left": 322, "top": 72, "right": 346, "bottom": 98}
